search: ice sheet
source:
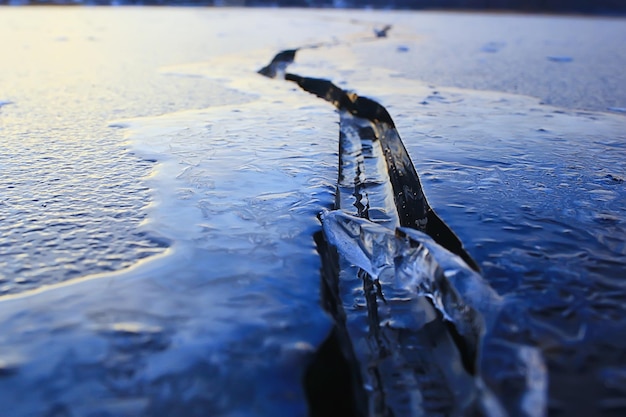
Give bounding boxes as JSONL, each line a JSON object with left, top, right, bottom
{"left": 0, "top": 7, "right": 624, "bottom": 417}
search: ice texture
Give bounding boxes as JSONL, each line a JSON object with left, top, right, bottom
{"left": 321, "top": 208, "right": 553, "bottom": 416}
{"left": 0, "top": 80, "right": 339, "bottom": 417}
{"left": 0, "top": 7, "right": 624, "bottom": 417}
{"left": 321, "top": 209, "right": 501, "bottom": 345}
{"left": 281, "top": 30, "right": 624, "bottom": 415}
{"left": 0, "top": 9, "right": 355, "bottom": 416}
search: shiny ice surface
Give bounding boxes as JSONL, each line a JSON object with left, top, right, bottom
{"left": 0, "top": 8, "right": 349, "bottom": 416}
{"left": 0, "top": 7, "right": 625, "bottom": 417}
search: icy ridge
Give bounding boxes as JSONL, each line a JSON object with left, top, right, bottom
{"left": 259, "top": 46, "right": 548, "bottom": 416}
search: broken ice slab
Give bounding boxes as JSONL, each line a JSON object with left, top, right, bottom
{"left": 319, "top": 209, "right": 490, "bottom": 415}
{"left": 320, "top": 209, "right": 502, "bottom": 347}
{"left": 319, "top": 209, "right": 547, "bottom": 417}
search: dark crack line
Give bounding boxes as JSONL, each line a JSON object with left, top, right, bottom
{"left": 283, "top": 71, "right": 479, "bottom": 271}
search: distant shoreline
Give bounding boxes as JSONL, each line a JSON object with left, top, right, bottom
{"left": 1, "top": 1, "right": 626, "bottom": 17}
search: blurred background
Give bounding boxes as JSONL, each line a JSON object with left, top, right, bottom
{"left": 2, "top": 0, "right": 625, "bottom": 15}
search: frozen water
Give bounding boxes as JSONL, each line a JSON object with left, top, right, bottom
{"left": 285, "top": 29, "right": 624, "bottom": 415}
{"left": 0, "top": 8, "right": 353, "bottom": 416}
{"left": 0, "top": 7, "right": 624, "bottom": 417}
{"left": 0, "top": 53, "right": 339, "bottom": 417}
{"left": 320, "top": 210, "right": 544, "bottom": 416}
{"left": 320, "top": 209, "right": 501, "bottom": 332}
{"left": 0, "top": 120, "right": 167, "bottom": 293}
{"left": 0, "top": 6, "right": 366, "bottom": 294}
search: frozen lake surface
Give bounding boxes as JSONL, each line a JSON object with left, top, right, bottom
{"left": 0, "top": 7, "right": 625, "bottom": 417}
